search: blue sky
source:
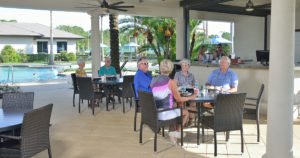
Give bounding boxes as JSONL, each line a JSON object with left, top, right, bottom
{"left": 0, "top": 7, "right": 230, "bottom": 35}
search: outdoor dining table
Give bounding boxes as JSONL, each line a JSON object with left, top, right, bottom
{"left": 93, "top": 77, "right": 124, "bottom": 110}
{"left": 189, "top": 92, "right": 217, "bottom": 145}
{"left": 0, "top": 108, "right": 30, "bottom": 133}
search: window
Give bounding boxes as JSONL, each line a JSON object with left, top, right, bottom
{"left": 57, "top": 41, "right": 67, "bottom": 53}
{"left": 37, "top": 41, "right": 48, "bottom": 53}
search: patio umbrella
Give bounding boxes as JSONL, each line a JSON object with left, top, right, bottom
{"left": 209, "top": 36, "right": 232, "bottom": 44}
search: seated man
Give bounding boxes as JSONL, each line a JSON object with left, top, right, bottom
{"left": 206, "top": 56, "right": 238, "bottom": 93}
{"left": 98, "top": 57, "right": 117, "bottom": 76}
{"left": 134, "top": 57, "right": 152, "bottom": 98}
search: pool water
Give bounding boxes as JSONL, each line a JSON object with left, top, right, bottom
{"left": 0, "top": 66, "right": 65, "bottom": 83}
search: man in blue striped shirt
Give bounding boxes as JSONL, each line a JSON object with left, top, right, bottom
{"left": 207, "top": 56, "right": 238, "bottom": 93}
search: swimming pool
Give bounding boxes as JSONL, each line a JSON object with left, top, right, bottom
{"left": 0, "top": 66, "right": 65, "bottom": 83}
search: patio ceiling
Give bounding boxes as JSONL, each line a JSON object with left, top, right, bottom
{"left": 180, "top": 0, "right": 271, "bottom": 17}
{"left": 0, "top": 0, "right": 181, "bottom": 14}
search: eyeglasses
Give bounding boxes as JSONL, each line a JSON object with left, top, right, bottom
{"left": 139, "top": 62, "right": 148, "bottom": 65}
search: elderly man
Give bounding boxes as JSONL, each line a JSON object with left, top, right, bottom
{"left": 134, "top": 57, "right": 152, "bottom": 97}
{"left": 98, "top": 57, "right": 117, "bottom": 76}
{"left": 206, "top": 56, "right": 238, "bottom": 93}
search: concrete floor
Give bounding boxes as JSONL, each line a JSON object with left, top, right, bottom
{"left": 16, "top": 80, "right": 300, "bottom": 158}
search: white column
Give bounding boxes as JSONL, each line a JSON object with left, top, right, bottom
{"left": 90, "top": 13, "right": 101, "bottom": 77}
{"left": 264, "top": 0, "right": 295, "bottom": 158}
{"left": 176, "top": 16, "right": 185, "bottom": 60}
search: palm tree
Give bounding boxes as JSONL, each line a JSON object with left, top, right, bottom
{"left": 109, "top": 14, "right": 120, "bottom": 74}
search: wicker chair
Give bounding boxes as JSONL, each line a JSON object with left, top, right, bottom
{"left": 76, "top": 77, "right": 104, "bottom": 115}
{"left": 138, "top": 91, "right": 183, "bottom": 152}
{"left": 114, "top": 75, "right": 134, "bottom": 113}
{"left": 2, "top": 92, "right": 34, "bottom": 111}
{"left": 201, "top": 93, "right": 246, "bottom": 157}
{"left": 243, "top": 84, "right": 264, "bottom": 142}
{"left": 71, "top": 73, "right": 79, "bottom": 107}
{"left": 0, "top": 104, "right": 53, "bottom": 158}
{"left": 132, "top": 83, "right": 141, "bottom": 131}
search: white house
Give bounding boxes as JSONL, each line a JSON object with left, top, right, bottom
{"left": 0, "top": 22, "right": 83, "bottom": 54}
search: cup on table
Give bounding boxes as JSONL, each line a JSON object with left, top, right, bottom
{"left": 101, "top": 75, "right": 106, "bottom": 81}
{"left": 182, "top": 85, "right": 186, "bottom": 92}
{"left": 116, "top": 74, "right": 120, "bottom": 80}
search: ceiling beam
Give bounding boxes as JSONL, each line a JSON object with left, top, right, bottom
{"left": 180, "top": 0, "right": 233, "bottom": 8}
{"left": 191, "top": 4, "right": 270, "bottom": 17}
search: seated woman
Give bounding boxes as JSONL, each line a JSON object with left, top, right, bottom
{"left": 174, "top": 59, "right": 196, "bottom": 126}
{"left": 75, "top": 58, "right": 87, "bottom": 77}
{"left": 151, "top": 59, "right": 197, "bottom": 144}
{"left": 198, "top": 45, "right": 208, "bottom": 64}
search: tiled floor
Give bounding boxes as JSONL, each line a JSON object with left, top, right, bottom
{"left": 15, "top": 80, "right": 300, "bottom": 158}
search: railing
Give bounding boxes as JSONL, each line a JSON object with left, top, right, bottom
{"left": 6, "top": 65, "right": 14, "bottom": 84}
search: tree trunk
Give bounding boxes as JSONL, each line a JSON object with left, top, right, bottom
{"left": 189, "top": 31, "right": 196, "bottom": 57}
{"left": 109, "top": 14, "right": 120, "bottom": 74}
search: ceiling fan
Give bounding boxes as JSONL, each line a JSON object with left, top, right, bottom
{"left": 77, "top": 0, "right": 134, "bottom": 12}
{"left": 245, "top": 0, "right": 271, "bottom": 12}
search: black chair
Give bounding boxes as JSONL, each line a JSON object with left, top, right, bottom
{"left": 76, "top": 77, "right": 104, "bottom": 115}
{"left": 243, "top": 84, "right": 264, "bottom": 142}
{"left": 2, "top": 92, "right": 34, "bottom": 111}
{"left": 0, "top": 104, "right": 53, "bottom": 158}
{"left": 132, "top": 83, "right": 141, "bottom": 131}
{"left": 138, "top": 91, "right": 183, "bottom": 152}
{"left": 71, "top": 73, "right": 79, "bottom": 107}
{"left": 201, "top": 93, "right": 246, "bottom": 157}
{"left": 116, "top": 75, "right": 134, "bottom": 113}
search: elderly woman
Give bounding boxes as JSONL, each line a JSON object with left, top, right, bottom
{"left": 174, "top": 59, "right": 197, "bottom": 125}
{"left": 151, "top": 59, "right": 197, "bottom": 144}
{"left": 75, "top": 58, "right": 87, "bottom": 77}
{"left": 174, "top": 59, "right": 195, "bottom": 87}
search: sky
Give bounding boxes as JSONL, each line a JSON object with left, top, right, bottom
{"left": 0, "top": 7, "right": 230, "bottom": 35}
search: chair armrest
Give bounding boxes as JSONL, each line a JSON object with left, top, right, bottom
{"left": 157, "top": 107, "right": 181, "bottom": 113}
{"left": 0, "top": 135, "right": 21, "bottom": 140}
{"left": 246, "top": 97, "right": 258, "bottom": 101}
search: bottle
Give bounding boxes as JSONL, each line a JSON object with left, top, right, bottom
{"left": 194, "top": 80, "right": 199, "bottom": 89}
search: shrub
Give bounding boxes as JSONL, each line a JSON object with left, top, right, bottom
{"left": 27, "top": 54, "right": 49, "bottom": 62}
{"left": 19, "top": 53, "right": 28, "bottom": 63}
{"left": 67, "top": 52, "right": 76, "bottom": 61}
{"left": 60, "top": 51, "right": 68, "bottom": 61}
{"left": 0, "top": 45, "right": 20, "bottom": 62}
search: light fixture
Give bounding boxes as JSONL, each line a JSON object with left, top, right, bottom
{"left": 245, "top": 0, "right": 254, "bottom": 12}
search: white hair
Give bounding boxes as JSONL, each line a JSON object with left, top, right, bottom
{"left": 219, "top": 56, "right": 231, "bottom": 65}
{"left": 77, "top": 58, "right": 85, "bottom": 65}
{"left": 179, "top": 58, "right": 190, "bottom": 66}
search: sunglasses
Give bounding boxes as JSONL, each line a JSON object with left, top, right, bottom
{"left": 139, "top": 62, "right": 148, "bottom": 65}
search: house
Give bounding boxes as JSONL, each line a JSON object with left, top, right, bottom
{"left": 0, "top": 22, "right": 83, "bottom": 54}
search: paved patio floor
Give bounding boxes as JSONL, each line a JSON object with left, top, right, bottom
{"left": 14, "top": 80, "right": 300, "bottom": 158}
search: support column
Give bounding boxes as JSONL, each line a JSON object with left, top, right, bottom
{"left": 183, "top": 7, "right": 190, "bottom": 59}
{"left": 176, "top": 15, "right": 185, "bottom": 60}
{"left": 264, "top": 0, "right": 295, "bottom": 158}
{"left": 90, "top": 13, "right": 101, "bottom": 77}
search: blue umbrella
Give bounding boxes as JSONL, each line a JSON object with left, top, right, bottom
{"left": 209, "top": 36, "right": 232, "bottom": 44}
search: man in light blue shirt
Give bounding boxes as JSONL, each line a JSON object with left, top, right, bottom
{"left": 207, "top": 56, "right": 238, "bottom": 93}
{"left": 134, "top": 57, "right": 152, "bottom": 98}
{"left": 98, "top": 57, "right": 117, "bottom": 76}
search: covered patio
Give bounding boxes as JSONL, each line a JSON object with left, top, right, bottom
{"left": 1, "top": 0, "right": 299, "bottom": 157}
{"left": 18, "top": 80, "right": 300, "bottom": 157}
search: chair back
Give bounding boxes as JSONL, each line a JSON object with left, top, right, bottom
{"left": 255, "top": 84, "right": 264, "bottom": 111}
{"left": 21, "top": 104, "right": 53, "bottom": 158}
{"left": 2, "top": 92, "right": 34, "bottom": 111}
{"left": 76, "top": 77, "right": 94, "bottom": 100}
{"left": 71, "top": 73, "right": 79, "bottom": 92}
{"left": 132, "top": 83, "right": 141, "bottom": 112}
{"left": 138, "top": 91, "right": 158, "bottom": 132}
{"left": 122, "top": 75, "right": 134, "bottom": 98}
{"left": 214, "top": 93, "right": 246, "bottom": 132}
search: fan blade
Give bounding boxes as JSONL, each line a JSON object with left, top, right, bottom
{"left": 109, "top": 7, "right": 127, "bottom": 12}
{"left": 113, "top": 5, "right": 134, "bottom": 8}
{"left": 78, "top": 2, "right": 99, "bottom": 7}
{"left": 110, "top": 1, "right": 125, "bottom": 6}
{"left": 255, "top": 3, "right": 271, "bottom": 9}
